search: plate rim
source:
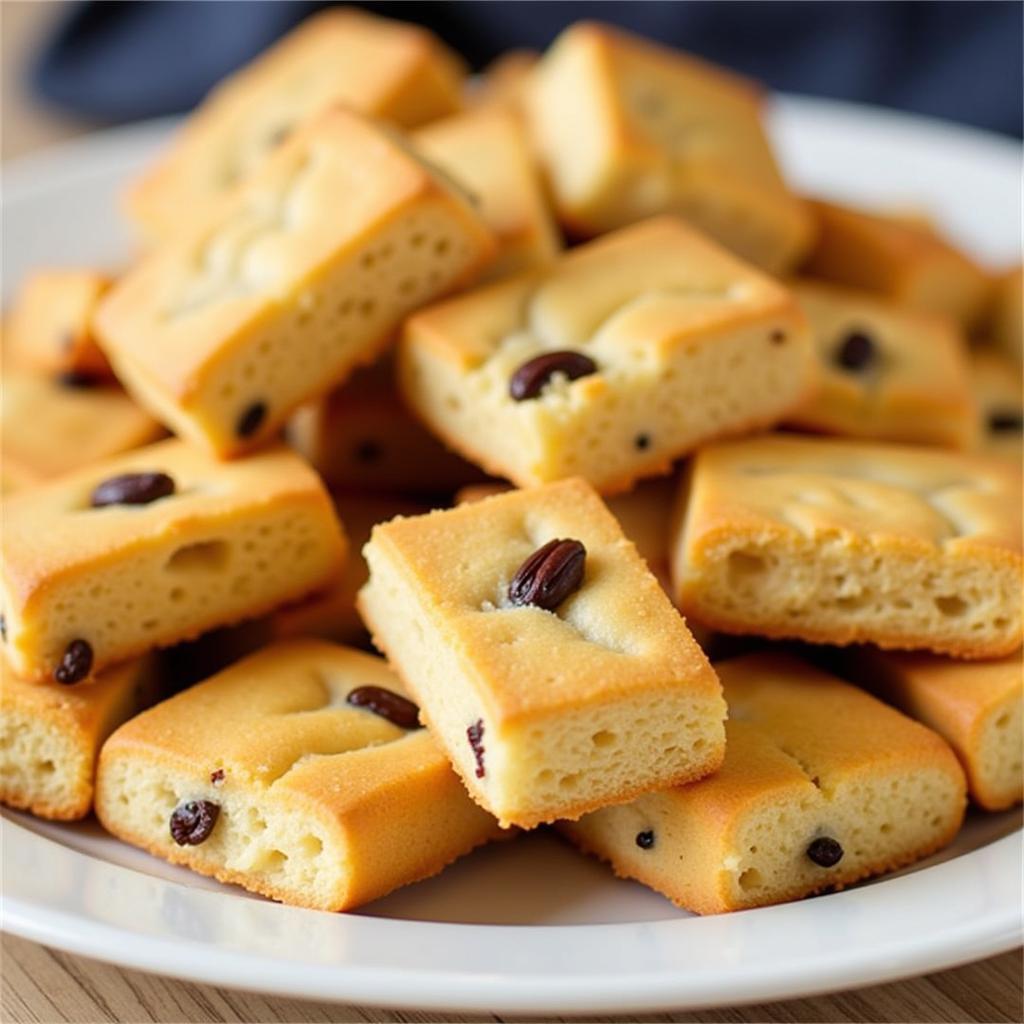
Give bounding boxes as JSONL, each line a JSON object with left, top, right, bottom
{"left": 3, "top": 816, "right": 1020, "bottom": 1013}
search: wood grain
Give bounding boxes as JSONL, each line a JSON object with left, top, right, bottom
{"left": 2, "top": 935, "right": 1021, "bottom": 1023}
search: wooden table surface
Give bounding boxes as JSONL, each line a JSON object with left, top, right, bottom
{"left": 2, "top": 4, "right": 1021, "bottom": 1022}
{"left": 2, "top": 934, "right": 1020, "bottom": 1024}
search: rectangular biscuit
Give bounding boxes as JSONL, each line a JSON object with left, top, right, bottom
{"left": 561, "top": 652, "right": 967, "bottom": 914}
{"left": 358, "top": 477, "right": 726, "bottom": 828}
{"left": 1, "top": 438, "right": 345, "bottom": 682}
{"left": 1, "top": 654, "right": 158, "bottom": 820}
{"left": 841, "top": 648, "right": 1023, "bottom": 811}
{"left": 524, "top": 22, "right": 814, "bottom": 273}
{"left": 802, "top": 199, "right": 992, "bottom": 332}
{"left": 787, "top": 280, "right": 978, "bottom": 449}
{"left": 399, "top": 216, "right": 815, "bottom": 494}
{"left": 125, "top": 9, "right": 467, "bottom": 243}
{"left": 672, "top": 434, "right": 1023, "bottom": 658}
{"left": 96, "top": 108, "right": 496, "bottom": 457}
{"left": 413, "top": 108, "right": 561, "bottom": 279}
{"left": 1, "top": 371, "right": 164, "bottom": 484}
{"left": 453, "top": 479, "right": 728, "bottom": 654}
{"left": 95, "top": 640, "right": 503, "bottom": 911}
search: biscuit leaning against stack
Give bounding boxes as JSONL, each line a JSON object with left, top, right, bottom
{"left": 3, "top": 10, "right": 1021, "bottom": 919}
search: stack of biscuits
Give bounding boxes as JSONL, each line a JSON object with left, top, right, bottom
{"left": 2, "top": 10, "right": 1021, "bottom": 916}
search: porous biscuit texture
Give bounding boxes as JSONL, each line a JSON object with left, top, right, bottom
{"left": 413, "top": 108, "right": 561, "bottom": 279}
{"left": 125, "top": 9, "right": 466, "bottom": 242}
{"left": 1, "top": 438, "right": 345, "bottom": 681}
{"left": 787, "top": 280, "right": 978, "bottom": 449}
{"left": 525, "top": 22, "right": 813, "bottom": 273}
{"left": 672, "top": 434, "right": 1023, "bottom": 658}
{"left": 97, "top": 108, "right": 496, "bottom": 457}
{"left": 802, "top": 199, "right": 992, "bottom": 332}
{"left": 562, "top": 652, "right": 967, "bottom": 914}
{"left": 400, "top": 217, "right": 814, "bottom": 494}
{"left": 95, "top": 641, "right": 502, "bottom": 911}
{"left": 4, "top": 269, "right": 113, "bottom": 379}
{"left": 1, "top": 371, "right": 164, "bottom": 483}
{"left": 1, "top": 655, "right": 157, "bottom": 820}
{"left": 843, "top": 648, "right": 1023, "bottom": 811}
{"left": 358, "top": 477, "right": 726, "bottom": 828}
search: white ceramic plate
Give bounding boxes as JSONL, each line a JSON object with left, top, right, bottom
{"left": 2, "top": 96, "right": 1022, "bottom": 1015}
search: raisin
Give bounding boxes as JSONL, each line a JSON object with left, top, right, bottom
{"left": 807, "top": 835, "right": 844, "bottom": 867}
{"left": 635, "top": 830, "right": 655, "bottom": 850}
{"left": 210, "top": 768, "right": 225, "bottom": 785}
{"left": 346, "top": 686, "right": 422, "bottom": 729}
{"left": 56, "top": 370, "right": 100, "bottom": 389}
{"left": 91, "top": 472, "right": 175, "bottom": 508}
{"left": 54, "top": 639, "right": 93, "bottom": 685}
{"left": 508, "top": 539, "right": 586, "bottom": 611}
{"left": 169, "top": 800, "right": 220, "bottom": 846}
{"left": 509, "top": 350, "right": 598, "bottom": 401}
{"left": 467, "top": 719, "right": 486, "bottom": 778}
{"left": 834, "top": 330, "right": 875, "bottom": 371}
{"left": 988, "top": 409, "right": 1023, "bottom": 433}
{"left": 634, "top": 433, "right": 651, "bottom": 451}
{"left": 354, "top": 439, "right": 383, "bottom": 464}
{"left": 236, "top": 401, "right": 267, "bottom": 438}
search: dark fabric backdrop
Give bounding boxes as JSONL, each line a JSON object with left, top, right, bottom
{"left": 31, "top": 1, "right": 1024, "bottom": 138}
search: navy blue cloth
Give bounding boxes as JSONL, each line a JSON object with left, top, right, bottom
{"left": 32, "top": 1, "right": 1023, "bottom": 138}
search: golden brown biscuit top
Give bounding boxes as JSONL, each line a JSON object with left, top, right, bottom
{"left": 200, "top": 9, "right": 463, "bottom": 137}
{"left": 718, "top": 652, "right": 959, "bottom": 786}
{"left": 555, "top": 21, "right": 763, "bottom": 121}
{"left": 686, "top": 434, "right": 1022, "bottom": 554}
{"left": 2, "top": 438, "right": 336, "bottom": 599}
{"left": 0, "top": 371, "right": 160, "bottom": 478}
{"left": 586, "top": 23, "right": 785, "bottom": 191}
{"left": 806, "top": 199, "right": 984, "bottom": 273}
{"left": 457, "top": 479, "right": 674, "bottom": 571}
{"left": 407, "top": 217, "right": 800, "bottom": 375}
{"left": 413, "top": 108, "right": 557, "bottom": 253}
{"left": 130, "top": 9, "right": 465, "bottom": 213}
{"left": 366, "top": 477, "right": 719, "bottom": 721}
{"left": 102, "top": 640, "right": 435, "bottom": 806}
